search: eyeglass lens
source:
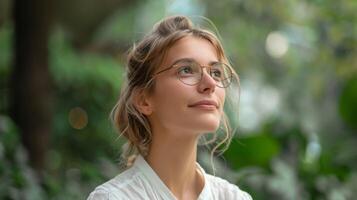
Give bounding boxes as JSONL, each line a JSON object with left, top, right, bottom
{"left": 175, "top": 60, "right": 232, "bottom": 88}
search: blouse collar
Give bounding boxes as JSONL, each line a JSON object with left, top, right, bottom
{"left": 133, "top": 154, "right": 210, "bottom": 200}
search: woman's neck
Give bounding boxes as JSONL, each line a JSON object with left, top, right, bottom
{"left": 145, "top": 132, "right": 205, "bottom": 200}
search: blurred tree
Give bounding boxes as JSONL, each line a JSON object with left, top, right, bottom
{"left": 8, "top": 0, "right": 142, "bottom": 177}
{"left": 9, "top": 0, "right": 54, "bottom": 174}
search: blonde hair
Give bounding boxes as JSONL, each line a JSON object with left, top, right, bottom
{"left": 110, "top": 15, "right": 239, "bottom": 171}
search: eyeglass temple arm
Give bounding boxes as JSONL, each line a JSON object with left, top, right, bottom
{"left": 154, "top": 65, "right": 175, "bottom": 76}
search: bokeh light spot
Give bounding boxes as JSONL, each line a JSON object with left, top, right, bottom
{"left": 68, "top": 107, "right": 88, "bottom": 130}
{"left": 266, "top": 31, "right": 289, "bottom": 58}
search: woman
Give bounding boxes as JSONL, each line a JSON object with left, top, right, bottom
{"left": 87, "top": 15, "right": 252, "bottom": 200}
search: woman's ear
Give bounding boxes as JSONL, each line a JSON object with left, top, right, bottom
{"left": 133, "top": 89, "right": 153, "bottom": 116}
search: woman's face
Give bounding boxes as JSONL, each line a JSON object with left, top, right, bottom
{"left": 145, "top": 36, "right": 226, "bottom": 137}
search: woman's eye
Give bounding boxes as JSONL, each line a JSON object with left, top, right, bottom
{"left": 211, "top": 69, "right": 222, "bottom": 78}
{"left": 178, "top": 66, "right": 194, "bottom": 75}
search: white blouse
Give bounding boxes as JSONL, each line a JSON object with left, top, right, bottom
{"left": 87, "top": 155, "right": 252, "bottom": 200}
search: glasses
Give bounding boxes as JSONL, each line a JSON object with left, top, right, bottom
{"left": 152, "top": 59, "right": 233, "bottom": 88}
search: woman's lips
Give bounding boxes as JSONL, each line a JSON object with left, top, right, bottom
{"left": 188, "top": 100, "right": 218, "bottom": 110}
{"left": 190, "top": 104, "right": 217, "bottom": 110}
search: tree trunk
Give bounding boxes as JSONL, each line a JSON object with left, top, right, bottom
{"left": 10, "top": 0, "right": 53, "bottom": 175}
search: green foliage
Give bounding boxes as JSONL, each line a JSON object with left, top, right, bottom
{"left": 46, "top": 30, "right": 126, "bottom": 198}
{"left": 225, "top": 133, "right": 280, "bottom": 169}
{"left": 0, "top": 26, "right": 126, "bottom": 199}
{"left": 339, "top": 78, "right": 357, "bottom": 129}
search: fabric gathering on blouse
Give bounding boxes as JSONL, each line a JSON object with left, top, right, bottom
{"left": 87, "top": 154, "right": 252, "bottom": 200}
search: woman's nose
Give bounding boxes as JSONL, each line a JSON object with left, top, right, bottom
{"left": 197, "top": 68, "right": 216, "bottom": 93}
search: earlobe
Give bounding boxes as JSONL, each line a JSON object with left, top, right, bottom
{"left": 133, "top": 89, "right": 153, "bottom": 116}
{"left": 139, "top": 105, "right": 153, "bottom": 116}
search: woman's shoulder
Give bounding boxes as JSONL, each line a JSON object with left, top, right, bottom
{"left": 205, "top": 174, "right": 252, "bottom": 200}
{"left": 87, "top": 166, "right": 146, "bottom": 200}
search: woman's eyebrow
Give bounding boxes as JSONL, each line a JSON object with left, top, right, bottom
{"left": 209, "top": 61, "right": 220, "bottom": 66}
{"left": 170, "top": 58, "right": 219, "bottom": 66}
{"left": 170, "top": 58, "right": 195, "bottom": 66}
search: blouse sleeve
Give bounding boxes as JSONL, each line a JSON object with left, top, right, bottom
{"left": 236, "top": 190, "right": 253, "bottom": 200}
{"left": 230, "top": 185, "right": 253, "bottom": 200}
{"left": 87, "top": 188, "right": 110, "bottom": 200}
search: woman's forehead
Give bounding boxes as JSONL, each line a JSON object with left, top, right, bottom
{"left": 161, "top": 36, "right": 219, "bottom": 67}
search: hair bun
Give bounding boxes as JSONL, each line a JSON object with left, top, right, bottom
{"left": 154, "top": 15, "right": 193, "bottom": 36}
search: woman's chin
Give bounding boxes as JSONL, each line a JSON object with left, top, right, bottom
{"left": 194, "top": 119, "right": 221, "bottom": 133}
